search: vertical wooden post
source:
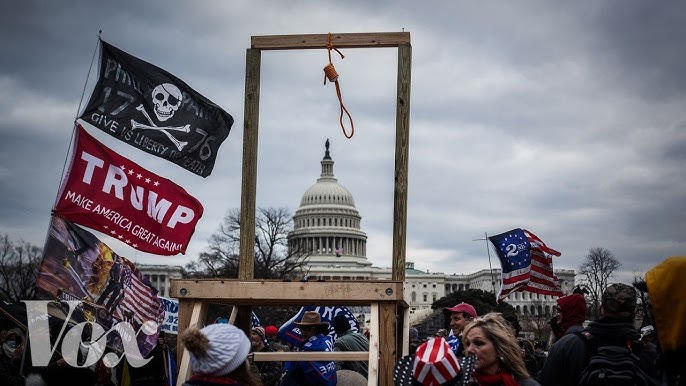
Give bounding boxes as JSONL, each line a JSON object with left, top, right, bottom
{"left": 236, "top": 48, "right": 262, "bottom": 333}
{"left": 392, "top": 43, "right": 411, "bottom": 283}
{"left": 239, "top": 48, "right": 261, "bottom": 281}
{"left": 367, "top": 303, "right": 380, "bottom": 385}
{"left": 378, "top": 302, "right": 397, "bottom": 386}
{"left": 175, "top": 298, "right": 195, "bottom": 365}
{"left": 391, "top": 43, "right": 412, "bottom": 365}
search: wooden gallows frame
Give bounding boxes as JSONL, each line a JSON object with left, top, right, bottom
{"left": 171, "top": 31, "right": 412, "bottom": 386}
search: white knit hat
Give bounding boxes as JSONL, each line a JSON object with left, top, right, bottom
{"left": 183, "top": 323, "right": 251, "bottom": 377}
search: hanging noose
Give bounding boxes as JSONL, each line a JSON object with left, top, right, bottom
{"left": 323, "top": 33, "right": 354, "bottom": 139}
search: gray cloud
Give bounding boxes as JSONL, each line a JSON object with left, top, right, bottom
{"left": 1, "top": 0, "right": 684, "bottom": 286}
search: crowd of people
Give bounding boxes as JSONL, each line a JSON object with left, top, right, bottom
{"left": 394, "top": 255, "right": 686, "bottom": 385}
{"left": 183, "top": 256, "right": 686, "bottom": 386}
{"left": 180, "top": 312, "right": 373, "bottom": 386}
{"left": 2, "top": 256, "right": 685, "bottom": 385}
{"left": 0, "top": 309, "right": 372, "bottom": 386}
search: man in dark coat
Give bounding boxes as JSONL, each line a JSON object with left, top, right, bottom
{"left": 332, "top": 313, "right": 369, "bottom": 379}
{"left": 248, "top": 326, "right": 282, "bottom": 386}
{"left": 408, "top": 327, "right": 422, "bottom": 356}
{"left": 536, "top": 283, "right": 660, "bottom": 386}
{"left": 548, "top": 292, "right": 587, "bottom": 343}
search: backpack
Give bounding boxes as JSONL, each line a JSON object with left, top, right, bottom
{"left": 576, "top": 331, "right": 650, "bottom": 386}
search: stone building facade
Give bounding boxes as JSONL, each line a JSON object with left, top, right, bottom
{"left": 288, "top": 140, "right": 576, "bottom": 321}
{"left": 139, "top": 140, "right": 576, "bottom": 325}
{"left": 138, "top": 264, "right": 183, "bottom": 298}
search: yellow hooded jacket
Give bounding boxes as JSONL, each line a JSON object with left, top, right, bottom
{"left": 646, "top": 255, "right": 686, "bottom": 352}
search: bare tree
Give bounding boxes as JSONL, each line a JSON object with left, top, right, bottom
{"left": 0, "top": 233, "right": 43, "bottom": 302}
{"left": 578, "top": 247, "right": 621, "bottom": 320}
{"left": 185, "top": 207, "right": 310, "bottom": 279}
{"left": 519, "top": 298, "right": 553, "bottom": 342}
{"left": 632, "top": 271, "right": 651, "bottom": 327}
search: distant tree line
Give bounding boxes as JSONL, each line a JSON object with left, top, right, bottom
{"left": 183, "top": 207, "right": 311, "bottom": 325}
{"left": 184, "top": 207, "right": 310, "bottom": 280}
{"left": 0, "top": 233, "right": 42, "bottom": 303}
{"left": 0, "top": 223, "right": 652, "bottom": 330}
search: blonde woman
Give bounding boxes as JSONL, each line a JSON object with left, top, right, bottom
{"left": 462, "top": 313, "right": 540, "bottom": 386}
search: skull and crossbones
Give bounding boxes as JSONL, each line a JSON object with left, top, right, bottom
{"left": 130, "top": 83, "right": 190, "bottom": 151}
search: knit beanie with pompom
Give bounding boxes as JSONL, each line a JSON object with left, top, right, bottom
{"left": 182, "top": 323, "right": 251, "bottom": 377}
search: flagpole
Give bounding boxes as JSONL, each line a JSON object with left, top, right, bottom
{"left": 55, "top": 31, "right": 102, "bottom": 213}
{"left": 473, "top": 232, "right": 497, "bottom": 295}
{"left": 484, "top": 232, "right": 497, "bottom": 294}
{"left": 75, "top": 30, "right": 101, "bottom": 121}
{"left": 161, "top": 345, "right": 169, "bottom": 386}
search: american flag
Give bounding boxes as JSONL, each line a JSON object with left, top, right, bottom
{"left": 522, "top": 229, "right": 563, "bottom": 297}
{"left": 488, "top": 228, "right": 563, "bottom": 303}
{"left": 251, "top": 311, "right": 261, "bottom": 327}
{"left": 114, "top": 260, "right": 165, "bottom": 328}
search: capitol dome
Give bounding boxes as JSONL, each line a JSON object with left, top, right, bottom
{"left": 288, "top": 139, "right": 370, "bottom": 268}
{"left": 300, "top": 180, "right": 356, "bottom": 208}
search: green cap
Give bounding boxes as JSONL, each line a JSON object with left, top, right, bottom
{"left": 602, "top": 283, "right": 636, "bottom": 318}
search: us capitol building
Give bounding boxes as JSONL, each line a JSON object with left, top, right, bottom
{"left": 286, "top": 140, "right": 576, "bottom": 320}
{"left": 141, "top": 140, "right": 575, "bottom": 321}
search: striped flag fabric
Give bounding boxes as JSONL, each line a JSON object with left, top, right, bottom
{"left": 524, "top": 228, "right": 563, "bottom": 297}
{"left": 394, "top": 337, "right": 476, "bottom": 386}
{"left": 524, "top": 228, "right": 561, "bottom": 256}
{"left": 113, "top": 267, "right": 165, "bottom": 327}
{"left": 413, "top": 338, "right": 461, "bottom": 386}
{"left": 488, "top": 228, "right": 563, "bottom": 303}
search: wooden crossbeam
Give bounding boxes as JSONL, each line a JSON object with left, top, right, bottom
{"left": 171, "top": 280, "right": 404, "bottom": 305}
{"left": 252, "top": 32, "right": 410, "bottom": 50}
{"left": 252, "top": 351, "right": 369, "bottom": 362}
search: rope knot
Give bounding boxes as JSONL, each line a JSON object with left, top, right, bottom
{"left": 324, "top": 32, "right": 354, "bottom": 139}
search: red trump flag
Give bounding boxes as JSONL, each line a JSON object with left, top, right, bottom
{"left": 54, "top": 124, "right": 204, "bottom": 255}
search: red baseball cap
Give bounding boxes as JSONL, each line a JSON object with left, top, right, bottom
{"left": 442, "top": 302, "right": 477, "bottom": 318}
{"left": 265, "top": 325, "right": 278, "bottom": 337}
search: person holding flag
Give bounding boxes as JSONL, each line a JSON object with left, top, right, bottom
{"left": 280, "top": 311, "right": 337, "bottom": 386}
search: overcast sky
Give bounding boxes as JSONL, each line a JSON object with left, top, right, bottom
{"left": 1, "top": 1, "right": 684, "bottom": 285}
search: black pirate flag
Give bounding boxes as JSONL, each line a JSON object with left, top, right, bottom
{"left": 79, "top": 40, "right": 233, "bottom": 177}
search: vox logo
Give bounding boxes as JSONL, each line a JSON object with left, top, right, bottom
{"left": 23, "top": 300, "right": 158, "bottom": 368}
